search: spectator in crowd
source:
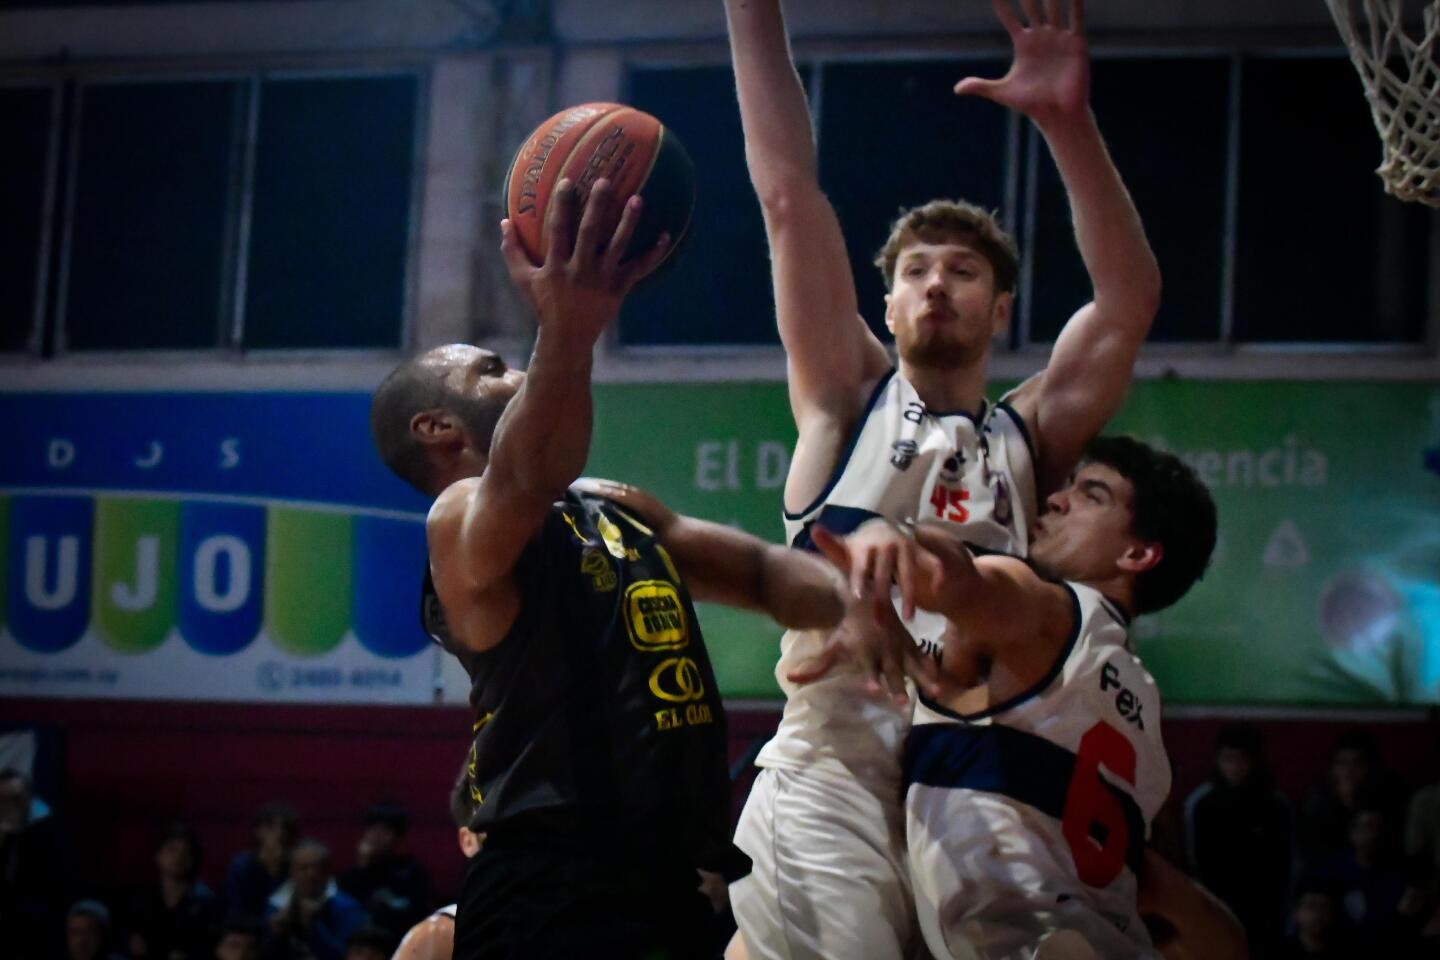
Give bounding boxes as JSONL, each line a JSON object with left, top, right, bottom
{"left": 225, "top": 804, "right": 298, "bottom": 921}
{"left": 340, "top": 926, "right": 393, "bottom": 960}
{"left": 337, "top": 805, "right": 431, "bottom": 942}
{"left": 1406, "top": 751, "right": 1440, "bottom": 880}
{"left": 1317, "top": 804, "right": 1421, "bottom": 952}
{"left": 1404, "top": 756, "right": 1440, "bottom": 948}
{"left": 263, "top": 838, "right": 366, "bottom": 960}
{"left": 1183, "top": 721, "right": 1293, "bottom": 954}
{"left": 1298, "top": 729, "right": 1406, "bottom": 871}
{"left": 1280, "top": 880, "right": 1350, "bottom": 959}
{"left": 126, "top": 822, "right": 223, "bottom": 960}
{"left": 1, "top": 767, "right": 72, "bottom": 960}
{"left": 66, "top": 899, "right": 128, "bottom": 960}
{"left": 214, "top": 918, "right": 262, "bottom": 960}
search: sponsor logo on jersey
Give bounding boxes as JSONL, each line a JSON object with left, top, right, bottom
{"left": 939, "top": 453, "right": 965, "bottom": 483}
{"left": 649, "top": 656, "right": 714, "bottom": 730}
{"left": 624, "top": 580, "right": 688, "bottom": 651}
{"left": 890, "top": 439, "right": 919, "bottom": 471}
{"left": 1100, "top": 661, "right": 1145, "bottom": 730}
{"left": 560, "top": 510, "right": 594, "bottom": 546}
{"left": 597, "top": 511, "right": 640, "bottom": 561}
{"left": 579, "top": 547, "right": 617, "bottom": 592}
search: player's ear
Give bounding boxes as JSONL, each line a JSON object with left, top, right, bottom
{"left": 1119, "top": 539, "right": 1162, "bottom": 575}
{"left": 411, "top": 409, "right": 462, "bottom": 448}
{"left": 990, "top": 290, "right": 1013, "bottom": 337}
{"left": 884, "top": 292, "right": 896, "bottom": 334}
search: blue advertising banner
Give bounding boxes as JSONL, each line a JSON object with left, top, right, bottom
{"left": 0, "top": 393, "right": 437, "bottom": 703}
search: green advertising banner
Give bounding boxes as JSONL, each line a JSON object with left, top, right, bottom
{"left": 581, "top": 380, "right": 1440, "bottom": 706}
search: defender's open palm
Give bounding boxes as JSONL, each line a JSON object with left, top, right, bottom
{"left": 500, "top": 177, "right": 670, "bottom": 346}
{"left": 955, "top": 0, "right": 1090, "bottom": 128}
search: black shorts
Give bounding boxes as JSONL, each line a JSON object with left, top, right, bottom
{"left": 453, "top": 841, "right": 717, "bottom": 960}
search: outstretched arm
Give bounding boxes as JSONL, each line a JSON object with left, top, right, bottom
{"left": 574, "top": 479, "right": 846, "bottom": 630}
{"left": 724, "top": 0, "right": 890, "bottom": 432}
{"left": 813, "top": 520, "right": 1071, "bottom": 666}
{"left": 427, "top": 181, "right": 670, "bottom": 653}
{"left": 1138, "top": 849, "right": 1250, "bottom": 960}
{"left": 958, "top": 0, "right": 1160, "bottom": 493}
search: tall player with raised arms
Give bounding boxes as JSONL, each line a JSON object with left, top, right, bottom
{"left": 723, "top": 0, "right": 1162, "bottom": 957}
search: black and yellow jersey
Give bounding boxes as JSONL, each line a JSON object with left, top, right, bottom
{"left": 422, "top": 486, "right": 745, "bottom": 879}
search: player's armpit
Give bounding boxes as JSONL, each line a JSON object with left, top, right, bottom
{"left": 426, "top": 477, "right": 547, "bottom": 653}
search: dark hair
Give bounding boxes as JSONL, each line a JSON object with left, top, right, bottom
{"left": 1082, "top": 435, "right": 1217, "bottom": 613}
{"left": 1215, "top": 722, "right": 1262, "bottom": 757}
{"left": 158, "top": 822, "right": 204, "bottom": 877}
{"left": 220, "top": 915, "right": 265, "bottom": 941}
{"left": 292, "top": 837, "right": 331, "bottom": 865}
{"left": 449, "top": 755, "right": 477, "bottom": 831}
{"left": 344, "top": 925, "right": 396, "bottom": 956}
{"left": 361, "top": 802, "right": 409, "bottom": 838}
{"left": 1293, "top": 875, "right": 1340, "bottom": 903}
{"left": 370, "top": 348, "right": 510, "bottom": 494}
{"left": 1333, "top": 727, "right": 1379, "bottom": 763}
{"left": 253, "top": 802, "right": 298, "bottom": 844}
{"left": 875, "top": 199, "right": 1020, "bottom": 294}
{"left": 0, "top": 768, "right": 32, "bottom": 792}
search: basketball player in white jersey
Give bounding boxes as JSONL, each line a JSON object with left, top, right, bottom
{"left": 807, "top": 435, "right": 1239, "bottom": 959}
{"left": 723, "top": 1, "right": 1161, "bottom": 957}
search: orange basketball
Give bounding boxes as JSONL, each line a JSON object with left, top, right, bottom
{"left": 504, "top": 102, "right": 695, "bottom": 265}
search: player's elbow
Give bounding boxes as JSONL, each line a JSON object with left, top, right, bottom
{"left": 748, "top": 166, "right": 823, "bottom": 223}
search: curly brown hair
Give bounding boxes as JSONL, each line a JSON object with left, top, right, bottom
{"left": 874, "top": 199, "right": 1019, "bottom": 294}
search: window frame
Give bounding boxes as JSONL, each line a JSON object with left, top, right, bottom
{"left": 17, "top": 64, "right": 427, "bottom": 363}
{"left": 596, "top": 39, "right": 1439, "bottom": 383}
{"left": 0, "top": 80, "right": 65, "bottom": 358}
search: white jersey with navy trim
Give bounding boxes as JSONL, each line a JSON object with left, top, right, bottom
{"left": 756, "top": 368, "right": 1038, "bottom": 785}
{"left": 905, "top": 583, "right": 1170, "bottom": 960}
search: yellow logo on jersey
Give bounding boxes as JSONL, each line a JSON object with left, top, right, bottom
{"left": 649, "top": 656, "right": 715, "bottom": 731}
{"left": 648, "top": 656, "right": 706, "bottom": 702}
{"left": 560, "top": 510, "right": 594, "bottom": 545}
{"left": 624, "top": 580, "right": 688, "bottom": 651}
{"left": 465, "top": 740, "right": 485, "bottom": 806}
{"left": 580, "top": 547, "right": 617, "bottom": 592}
{"left": 597, "top": 511, "right": 640, "bottom": 561}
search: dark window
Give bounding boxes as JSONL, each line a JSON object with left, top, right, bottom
{"left": 1028, "top": 57, "right": 1230, "bottom": 344}
{"left": 620, "top": 65, "right": 810, "bottom": 347}
{"left": 819, "top": 59, "right": 1013, "bottom": 337}
{"left": 1234, "top": 56, "right": 1429, "bottom": 343}
{"left": 0, "top": 86, "right": 53, "bottom": 353}
{"left": 63, "top": 81, "right": 239, "bottom": 351}
{"left": 243, "top": 75, "right": 417, "bottom": 350}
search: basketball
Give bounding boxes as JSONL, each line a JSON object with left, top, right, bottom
{"left": 503, "top": 102, "right": 695, "bottom": 265}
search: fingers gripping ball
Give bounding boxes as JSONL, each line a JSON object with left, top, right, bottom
{"left": 504, "top": 103, "right": 695, "bottom": 265}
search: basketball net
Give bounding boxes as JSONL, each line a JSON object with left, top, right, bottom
{"left": 1325, "top": 0, "right": 1440, "bottom": 206}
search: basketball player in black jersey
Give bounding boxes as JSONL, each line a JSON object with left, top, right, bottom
{"left": 370, "top": 179, "right": 877, "bottom": 960}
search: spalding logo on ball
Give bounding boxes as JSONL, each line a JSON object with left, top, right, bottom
{"left": 504, "top": 103, "right": 696, "bottom": 265}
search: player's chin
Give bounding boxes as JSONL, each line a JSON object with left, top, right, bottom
{"left": 899, "top": 334, "right": 979, "bottom": 369}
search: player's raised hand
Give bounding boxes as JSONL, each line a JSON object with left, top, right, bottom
{"left": 500, "top": 177, "right": 670, "bottom": 345}
{"left": 954, "top": 0, "right": 1089, "bottom": 129}
{"left": 811, "top": 520, "right": 943, "bottom": 621}
{"left": 786, "top": 583, "right": 943, "bottom": 703}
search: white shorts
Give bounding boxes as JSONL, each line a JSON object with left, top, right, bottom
{"left": 729, "top": 766, "right": 923, "bottom": 960}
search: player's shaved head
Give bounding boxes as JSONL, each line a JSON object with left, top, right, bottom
{"left": 371, "top": 346, "right": 515, "bottom": 494}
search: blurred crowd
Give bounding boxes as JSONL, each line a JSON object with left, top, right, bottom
{"left": 5, "top": 722, "right": 1440, "bottom": 960}
{"left": 0, "top": 780, "right": 437, "bottom": 960}
{"left": 1181, "top": 725, "right": 1440, "bottom": 957}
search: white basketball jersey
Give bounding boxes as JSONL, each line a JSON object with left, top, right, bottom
{"left": 905, "top": 583, "right": 1170, "bottom": 960}
{"left": 757, "top": 369, "right": 1038, "bottom": 786}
